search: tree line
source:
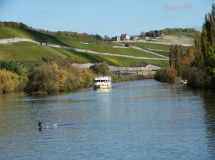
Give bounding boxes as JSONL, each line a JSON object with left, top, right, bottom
{"left": 140, "top": 28, "right": 198, "bottom": 38}
{"left": 0, "top": 21, "right": 103, "bottom": 40}
{"left": 0, "top": 59, "right": 151, "bottom": 94}
{"left": 0, "top": 59, "right": 113, "bottom": 94}
{"left": 155, "top": 3, "right": 215, "bottom": 88}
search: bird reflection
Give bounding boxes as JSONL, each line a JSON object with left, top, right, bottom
{"left": 38, "top": 120, "right": 42, "bottom": 131}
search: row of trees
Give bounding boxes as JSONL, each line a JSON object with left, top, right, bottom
{"left": 0, "top": 21, "right": 104, "bottom": 40}
{"left": 155, "top": 3, "right": 215, "bottom": 88}
{"left": 140, "top": 28, "right": 198, "bottom": 38}
{"left": 0, "top": 58, "right": 153, "bottom": 94}
{"left": 0, "top": 59, "right": 115, "bottom": 94}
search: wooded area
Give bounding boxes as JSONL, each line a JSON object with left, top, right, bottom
{"left": 155, "top": 3, "right": 215, "bottom": 88}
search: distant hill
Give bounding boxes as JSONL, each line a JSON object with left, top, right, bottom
{"left": 0, "top": 22, "right": 196, "bottom": 67}
{"left": 152, "top": 33, "right": 194, "bottom": 46}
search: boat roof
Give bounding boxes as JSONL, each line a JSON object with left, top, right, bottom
{"left": 94, "top": 76, "right": 111, "bottom": 80}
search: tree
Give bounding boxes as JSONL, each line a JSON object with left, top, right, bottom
{"left": 26, "top": 65, "right": 57, "bottom": 94}
{"left": 169, "top": 45, "right": 175, "bottom": 68}
{"left": 202, "top": 3, "right": 215, "bottom": 75}
{"left": 104, "top": 35, "right": 110, "bottom": 41}
{"left": 182, "top": 45, "right": 195, "bottom": 67}
{"left": 174, "top": 45, "right": 183, "bottom": 76}
{"left": 193, "top": 33, "right": 202, "bottom": 65}
{"left": 95, "top": 34, "right": 103, "bottom": 40}
{"left": 140, "top": 31, "right": 145, "bottom": 38}
{"left": 169, "top": 45, "right": 183, "bottom": 75}
{"left": 205, "top": 45, "right": 215, "bottom": 76}
{"left": 0, "top": 69, "right": 20, "bottom": 93}
{"left": 0, "top": 61, "right": 24, "bottom": 76}
{"left": 89, "top": 62, "right": 111, "bottom": 76}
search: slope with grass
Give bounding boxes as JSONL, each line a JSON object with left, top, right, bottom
{"left": 0, "top": 27, "right": 194, "bottom": 67}
{"left": 55, "top": 48, "right": 169, "bottom": 67}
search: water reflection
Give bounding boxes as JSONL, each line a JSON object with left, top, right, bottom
{"left": 197, "top": 89, "right": 215, "bottom": 159}
{"left": 1, "top": 80, "right": 215, "bottom": 159}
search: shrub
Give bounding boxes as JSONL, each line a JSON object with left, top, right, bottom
{"left": 181, "top": 66, "right": 210, "bottom": 87}
{"left": 0, "top": 60, "right": 24, "bottom": 75}
{"left": 26, "top": 65, "right": 58, "bottom": 94}
{"left": 89, "top": 62, "right": 111, "bottom": 76}
{"left": 154, "top": 67, "right": 177, "bottom": 83}
{"left": 125, "top": 43, "right": 129, "bottom": 47}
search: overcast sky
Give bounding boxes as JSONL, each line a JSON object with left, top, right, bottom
{"left": 0, "top": 0, "right": 214, "bottom": 37}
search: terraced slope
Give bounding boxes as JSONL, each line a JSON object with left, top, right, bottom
{"left": 0, "top": 27, "right": 194, "bottom": 67}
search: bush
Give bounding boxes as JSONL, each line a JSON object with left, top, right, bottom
{"left": 154, "top": 67, "right": 177, "bottom": 83}
{"left": 26, "top": 65, "right": 58, "bottom": 94}
{"left": 89, "top": 62, "right": 111, "bottom": 76}
{"left": 0, "top": 60, "right": 24, "bottom": 75}
{"left": 181, "top": 66, "right": 210, "bottom": 87}
{"left": 125, "top": 43, "right": 129, "bottom": 47}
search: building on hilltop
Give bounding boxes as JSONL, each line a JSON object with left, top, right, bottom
{"left": 111, "top": 36, "right": 120, "bottom": 42}
{"left": 120, "top": 34, "right": 130, "bottom": 41}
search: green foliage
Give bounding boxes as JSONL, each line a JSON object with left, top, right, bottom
{"left": 104, "top": 35, "right": 110, "bottom": 41}
{"left": 26, "top": 65, "right": 58, "bottom": 94}
{"left": 169, "top": 45, "right": 183, "bottom": 75}
{"left": 193, "top": 33, "right": 202, "bottom": 65}
{"left": 205, "top": 45, "right": 215, "bottom": 76}
{"left": 0, "top": 60, "right": 24, "bottom": 75}
{"left": 89, "top": 62, "right": 111, "bottom": 76}
{"left": 0, "top": 21, "right": 105, "bottom": 40}
{"left": 202, "top": 3, "right": 215, "bottom": 64}
{"left": 125, "top": 43, "right": 129, "bottom": 47}
{"left": 161, "top": 28, "right": 198, "bottom": 34}
{"left": 182, "top": 66, "right": 210, "bottom": 87}
{"left": 25, "top": 59, "right": 95, "bottom": 94}
{"left": 0, "top": 42, "right": 61, "bottom": 60}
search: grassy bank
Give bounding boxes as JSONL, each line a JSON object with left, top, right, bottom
{"left": 0, "top": 42, "right": 61, "bottom": 60}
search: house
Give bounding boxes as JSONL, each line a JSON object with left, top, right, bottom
{"left": 120, "top": 34, "right": 130, "bottom": 41}
{"left": 111, "top": 36, "right": 120, "bottom": 42}
{"left": 133, "top": 36, "right": 140, "bottom": 40}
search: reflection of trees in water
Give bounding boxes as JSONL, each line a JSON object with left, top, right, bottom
{"left": 200, "top": 89, "right": 215, "bottom": 157}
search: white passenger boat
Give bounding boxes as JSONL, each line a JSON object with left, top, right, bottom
{"left": 94, "top": 76, "right": 112, "bottom": 90}
{"left": 176, "top": 80, "right": 188, "bottom": 84}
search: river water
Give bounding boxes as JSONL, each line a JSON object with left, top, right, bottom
{"left": 0, "top": 80, "right": 215, "bottom": 160}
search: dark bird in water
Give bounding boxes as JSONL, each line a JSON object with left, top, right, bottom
{"left": 38, "top": 120, "right": 42, "bottom": 128}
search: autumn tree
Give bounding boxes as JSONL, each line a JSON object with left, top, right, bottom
{"left": 0, "top": 69, "right": 20, "bottom": 93}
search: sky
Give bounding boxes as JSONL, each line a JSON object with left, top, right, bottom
{"left": 0, "top": 0, "right": 214, "bottom": 37}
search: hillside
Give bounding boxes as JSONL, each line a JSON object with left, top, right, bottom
{"left": 0, "top": 26, "right": 195, "bottom": 67}
{"left": 154, "top": 33, "right": 194, "bottom": 45}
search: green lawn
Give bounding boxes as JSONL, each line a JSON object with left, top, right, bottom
{"left": 54, "top": 48, "right": 169, "bottom": 67}
{"left": 122, "top": 42, "right": 171, "bottom": 51}
{"left": 0, "top": 42, "right": 61, "bottom": 60}
{"left": 151, "top": 50, "right": 169, "bottom": 57}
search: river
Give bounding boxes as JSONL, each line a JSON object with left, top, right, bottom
{"left": 0, "top": 80, "right": 215, "bottom": 159}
